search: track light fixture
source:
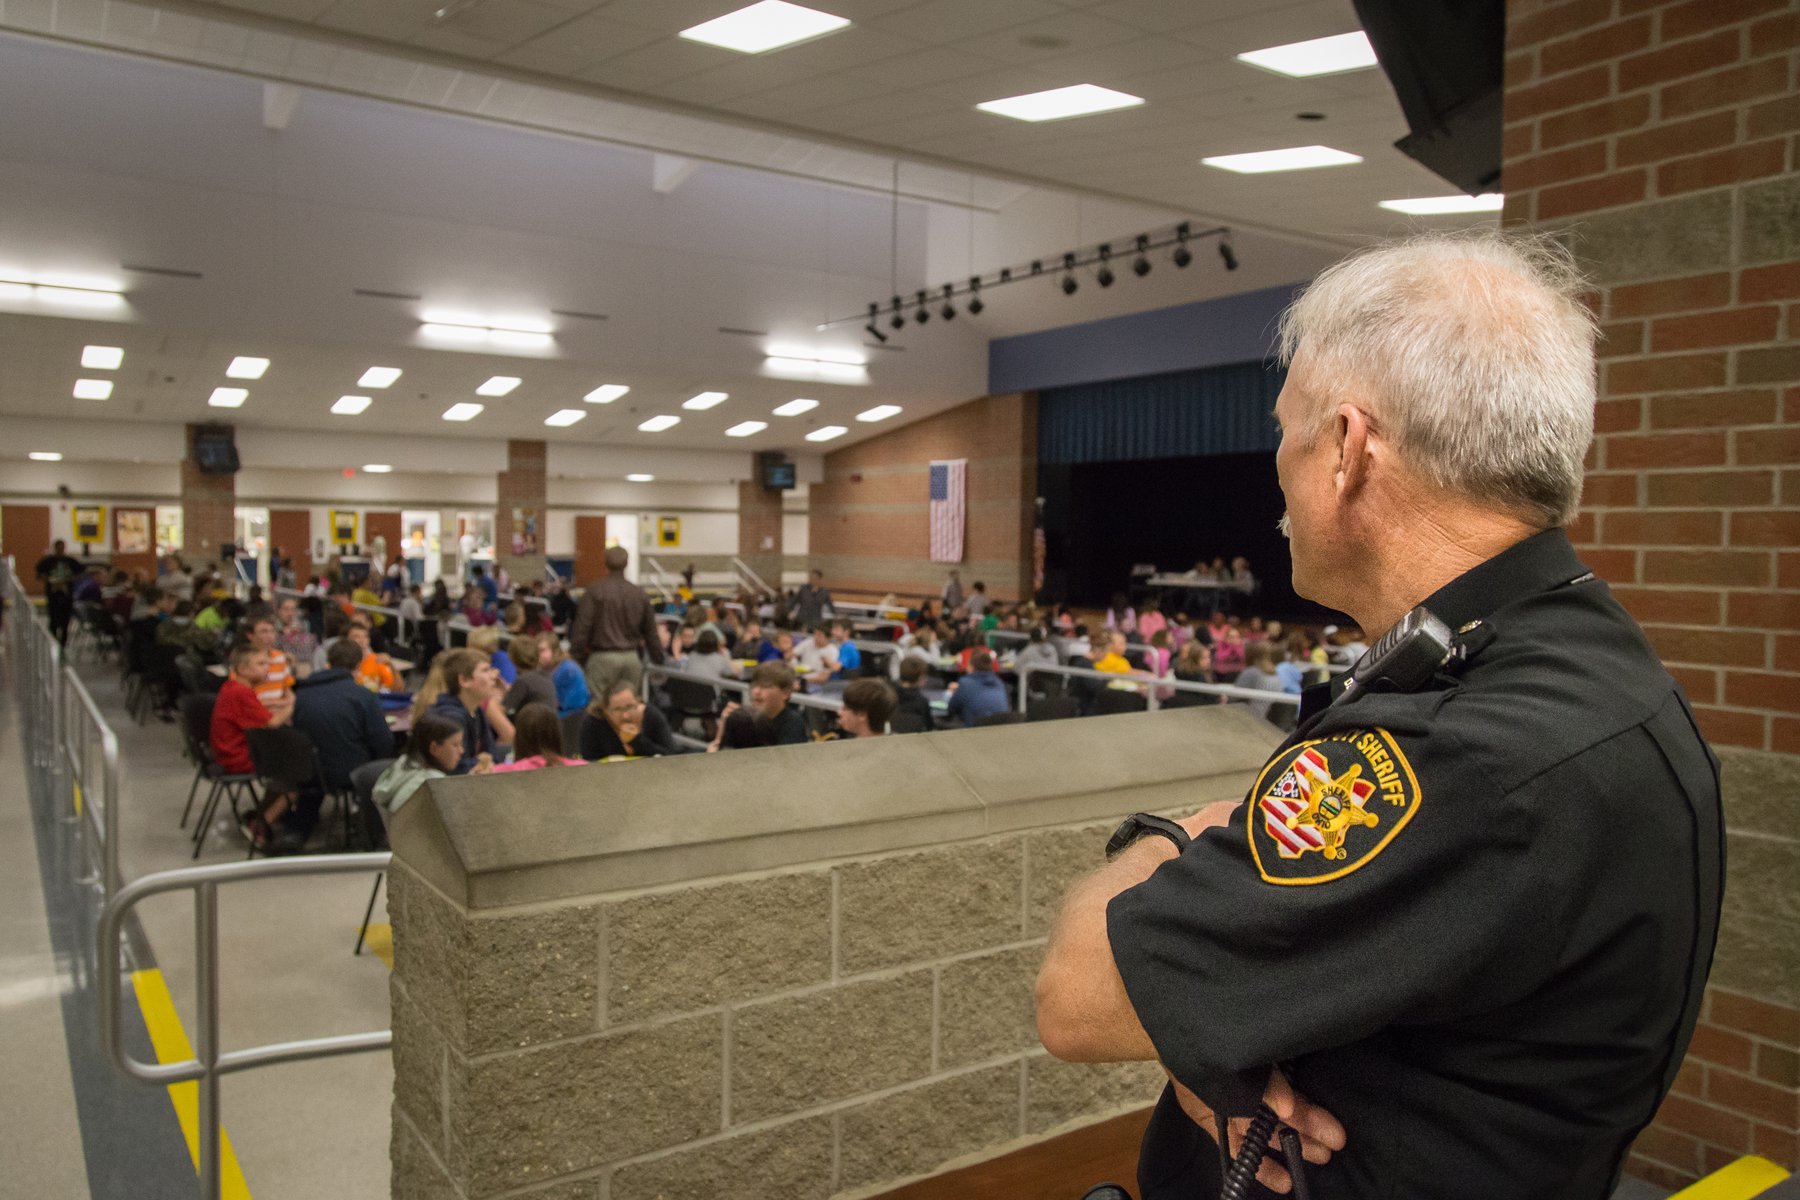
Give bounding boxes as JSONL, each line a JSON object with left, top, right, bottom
{"left": 837, "top": 220, "right": 1232, "bottom": 334}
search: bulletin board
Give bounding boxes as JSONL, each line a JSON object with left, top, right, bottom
{"left": 657, "top": 516, "right": 681, "bottom": 548}
{"left": 331, "top": 511, "right": 359, "bottom": 545}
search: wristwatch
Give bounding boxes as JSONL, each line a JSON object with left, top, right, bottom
{"left": 1105, "top": 812, "right": 1192, "bottom": 860}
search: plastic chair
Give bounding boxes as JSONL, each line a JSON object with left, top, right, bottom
{"left": 889, "top": 709, "right": 931, "bottom": 734}
{"left": 351, "top": 758, "right": 394, "bottom": 956}
{"left": 560, "top": 711, "right": 586, "bottom": 758}
{"left": 245, "top": 726, "right": 334, "bottom": 852}
{"left": 975, "top": 710, "right": 1026, "bottom": 728}
{"left": 662, "top": 676, "right": 723, "bottom": 739}
{"left": 181, "top": 694, "right": 262, "bottom": 857}
{"left": 1026, "top": 693, "right": 1080, "bottom": 722}
{"left": 1094, "top": 688, "right": 1150, "bottom": 716}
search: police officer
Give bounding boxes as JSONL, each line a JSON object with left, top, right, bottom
{"left": 1035, "top": 232, "right": 1723, "bottom": 1200}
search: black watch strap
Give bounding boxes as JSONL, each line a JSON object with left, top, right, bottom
{"left": 1105, "top": 812, "right": 1192, "bottom": 860}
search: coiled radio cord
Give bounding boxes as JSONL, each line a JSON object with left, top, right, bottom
{"left": 1218, "top": 1103, "right": 1311, "bottom": 1200}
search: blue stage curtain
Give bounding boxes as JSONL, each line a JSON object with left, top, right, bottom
{"left": 1037, "top": 359, "right": 1287, "bottom": 465}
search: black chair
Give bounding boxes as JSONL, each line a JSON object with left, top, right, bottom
{"left": 180, "top": 694, "right": 262, "bottom": 857}
{"left": 662, "top": 676, "right": 723, "bottom": 739}
{"left": 890, "top": 709, "right": 931, "bottom": 734}
{"left": 975, "top": 710, "right": 1025, "bottom": 728}
{"left": 246, "top": 726, "right": 335, "bottom": 853}
{"left": 351, "top": 758, "right": 394, "bottom": 956}
{"left": 1094, "top": 687, "right": 1150, "bottom": 716}
{"left": 176, "top": 654, "right": 221, "bottom": 697}
{"left": 560, "top": 710, "right": 587, "bottom": 758}
{"left": 1026, "top": 693, "right": 1080, "bottom": 722}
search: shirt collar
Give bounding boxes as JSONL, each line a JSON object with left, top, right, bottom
{"left": 1417, "top": 526, "right": 1589, "bottom": 631}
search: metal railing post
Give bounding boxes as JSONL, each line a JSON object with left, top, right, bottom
{"left": 195, "top": 881, "right": 223, "bottom": 1200}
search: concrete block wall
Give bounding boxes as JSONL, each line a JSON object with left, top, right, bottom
{"left": 387, "top": 824, "right": 1163, "bottom": 1200}
{"left": 808, "top": 393, "right": 1036, "bottom": 602}
{"left": 1501, "top": 2, "right": 1799, "bottom": 1183}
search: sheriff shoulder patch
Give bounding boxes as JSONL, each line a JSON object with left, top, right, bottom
{"left": 1247, "top": 728, "right": 1422, "bottom": 885}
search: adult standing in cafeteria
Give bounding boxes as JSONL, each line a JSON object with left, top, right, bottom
{"left": 1035, "top": 232, "right": 1722, "bottom": 1200}
{"left": 568, "top": 545, "right": 663, "bottom": 704}
{"left": 34, "top": 538, "right": 83, "bottom": 646}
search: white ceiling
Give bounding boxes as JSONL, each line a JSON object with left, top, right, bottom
{"left": 0, "top": 0, "right": 1493, "bottom": 479}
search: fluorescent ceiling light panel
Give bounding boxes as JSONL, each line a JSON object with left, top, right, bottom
{"left": 976, "top": 84, "right": 1145, "bottom": 123}
{"left": 773, "top": 398, "right": 818, "bottom": 416}
{"left": 29, "top": 451, "right": 63, "bottom": 461}
{"left": 73, "top": 379, "right": 113, "bottom": 400}
{"left": 805, "top": 425, "right": 848, "bottom": 442}
{"left": 362, "top": 464, "right": 393, "bottom": 473}
{"left": 725, "top": 420, "right": 768, "bottom": 437}
{"left": 358, "top": 366, "right": 402, "bottom": 388}
{"left": 679, "top": 1, "right": 850, "bottom": 54}
{"left": 419, "top": 323, "right": 486, "bottom": 344}
{"left": 1202, "top": 145, "right": 1362, "bottom": 173}
{"left": 442, "top": 402, "right": 485, "bottom": 421}
{"left": 332, "top": 395, "right": 372, "bottom": 415}
{"left": 638, "top": 414, "right": 681, "bottom": 432}
{"left": 544, "top": 408, "right": 587, "bottom": 427}
{"left": 226, "top": 356, "right": 269, "bottom": 379}
{"left": 856, "top": 405, "right": 901, "bottom": 423}
{"left": 1379, "top": 193, "right": 1506, "bottom": 215}
{"left": 584, "top": 384, "right": 630, "bottom": 404}
{"left": 626, "top": 474, "right": 655, "bottom": 482}
{"left": 764, "top": 357, "right": 868, "bottom": 384}
{"left": 477, "top": 376, "right": 521, "bottom": 396}
{"left": 765, "top": 345, "right": 866, "bottom": 366}
{"left": 1237, "top": 31, "right": 1377, "bottom": 78}
{"left": 419, "top": 311, "right": 552, "bottom": 335}
{"left": 209, "top": 387, "right": 248, "bottom": 408}
{"left": 683, "top": 391, "right": 728, "bottom": 411}
{"left": 81, "top": 345, "right": 124, "bottom": 369}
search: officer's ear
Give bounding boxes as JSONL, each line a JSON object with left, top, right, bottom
{"left": 1333, "top": 402, "right": 1375, "bottom": 499}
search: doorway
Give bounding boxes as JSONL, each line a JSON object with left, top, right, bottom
{"left": 233, "top": 506, "right": 270, "bottom": 590}
{"left": 401, "top": 511, "right": 441, "bottom": 586}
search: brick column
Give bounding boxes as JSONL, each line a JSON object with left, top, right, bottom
{"left": 180, "top": 423, "right": 235, "bottom": 562}
{"left": 1504, "top": 0, "right": 1798, "bottom": 1188}
{"left": 496, "top": 439, "right": 546, "bottom": 587}
{"left": 737, "top": 480, "right": 784, "bottom": 593}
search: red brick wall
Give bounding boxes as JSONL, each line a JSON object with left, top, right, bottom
{"left": 179, "top": 423, "right": 234, "bottom": 561}
{"left": 737, "top": 480, "right": 784, "bottom": 591}
{"left": 1503, "top": 1, "right": 1800, "bottom": 1186}
{"left": 1503, "top": 0, "right": 1798, "bottom": 755}
{"left": 496, "top": 438, "right": 546, "bottom": 584}
{"left": 808, "top": 393, "right": 1036, "bottom": 601}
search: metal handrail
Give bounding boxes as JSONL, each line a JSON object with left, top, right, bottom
{"left": 729, "top": 555, "right": 772, "bottom": 596}
{"left": 644, "top": 663, "right": 845, "bottom": 714}
{"left": 99, "top": 854, "right": 394, "bottom": 1200}
{"left": 1014, "top": 661, "right": 1303, "bottom": 713}
{"left": 62, "top": 666, "right": 122, "bottom": 899}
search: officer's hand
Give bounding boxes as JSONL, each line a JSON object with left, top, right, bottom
{"left": 1167, "top": 1070, "right": 1345, "bottom": 1194}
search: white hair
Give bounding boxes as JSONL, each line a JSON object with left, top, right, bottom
{"left": 1276, "top": 230, "right": 1597, "bottom": 527}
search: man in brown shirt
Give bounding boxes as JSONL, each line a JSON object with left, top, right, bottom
{"left": 569, "top": 546, "right": 664, "bottom": 701}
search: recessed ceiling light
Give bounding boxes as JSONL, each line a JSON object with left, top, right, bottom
{"left": 639, "top": 414, "right": 681, "bottom": 432}
{"left": 725, "top": 420, "right": 768, "bottom": 437}
{"left": 585, "top": 384, "right": 630, "bottom": 404}
{"left": 477, "top": 376, "right": 521, "bottom": 396}
{"left": 1237, "top": 31, "right": 1377, "bottom": 78}
{"left": 362, "top": 464, "right": 393, "bottom": 473}
{"left": 976, "top": 84, "right": 1145, "bottom": 123}
{"left": 1201, "top": 145, "right": 1362, "bottom": 173}
{"left": 358, "top": 366, "right": 402, "bottom": 388}
{"left": 773, "top": 399, "right": 819, "bottom": 416}
{"left": 683, "top": 391, "right": 729, "bottom": 410}
{"left": 209, "top": 387, "right": 248, "bottom": 408}
{"left": 1379, "top": 193, "right": 1506, "bottom": 215}
{"left": 544, "top": 408, "right": 587, "bottom": 427}
{"left": 679, "top": 1, "right": 850, "bottom": 54}
{"left": 226, "top": 356, "right": 269, "bottom": 379}
{"left": 81, "top": 345, "right": 123, "bottom": 370}
{"left": 73, "top": 379, "right": 113, "bottom": 400}
{"left": 856, "top": 405, "right": 902, "bottom": 423}
{"left": 29, "top": 451, "right": 63, "bottom": 461}
{"left": 805, "top": 425, "right": 848, "bottom": 442}
{"left": 442, "top": 402, "right": 485, "bottom": 421}
{"left": 626, "top": 473, "right": 655, "bottom": 482}
{"left": 332, "top": 395, "right": 372, "bottom": 415}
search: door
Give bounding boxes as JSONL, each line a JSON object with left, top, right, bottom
{"left": 365, "top": 511, "right": 403, "bottom": 566}
{"left": 111, "top": 507, "right": 157, "bottom": 581}
{"left": 1, "top": 505, "right": 52, "bottom": 594}
{"left": 573, "top": 514, "right": 608, "bottom": 585}
{"left": 269, "top": 509, "right": 312, "bottom": 583}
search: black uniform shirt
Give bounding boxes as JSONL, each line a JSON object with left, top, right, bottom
{"left": 1108, "top": 529, "right": 1723, "bottom": 1200}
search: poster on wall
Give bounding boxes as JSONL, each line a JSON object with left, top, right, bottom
{"left": 510, "top": 507, "right": 540, "bottom": 556}
{"left": 657, "top": 516, "right": 681, "bottom": 548}
{"left": 116, "top": 510, "right": 150, "bottom": 555}
{"left": 331, "top": 511, "right": 359, "bottom": 546}
{"left": 74, "top": 506, "right": 106, "bottom": 544}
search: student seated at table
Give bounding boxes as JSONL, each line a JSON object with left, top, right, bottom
{"left": 285, "top": 637, "right": 395, "bottom": 852}
{"left": 491, "top": 703, "right": 586, "bottom": 771}
{"left": 828, "top": 677, "right": 896, "bottom": 739}
{"left": 682, "top": 629, "right": 738, "bottom": 682}
{"left": 794, "top": 626, "right": 839, "bottom": 686}
{"left": 468, "top": 625, "right": 513, "bottom": 685}
{"left": 502, "top": 631, "right": 558, "bottom": 717}
{"left": 945, "top": 649, "right": 1009, "bottom": 727}
{"left": 429, "top": 648, "right": 514, "bottom": 774}
{"left": 347, "top": 618, "right": 399, "bottom": 692}
{"left": 893, "top": 657, "right": 934, "bottom": 731}
{"left": 1015, "top": 626, "right": 1060, "bottom": 672}
{"left": 829, "top": 620, "right": 862, "bottom": 678}
{"left": 539, "top": 636, "right": 589, "bottom": 718}
{"left": 579, "top": 682, "right": 679, "bottom": 759}
{"left": 755, "top": 627, "right": 793, "bottom": 664}
{"left": 374, "top": 710, "right": 487, "bottom": 813}
{"left": 709, "top": 662, "right": 807, "bottom": 750}
{"left": 1091, "top": 631, "right": 1134, "bottom": 674}
{"left": 210, "top": 643, "right": 296, "bottom": 849}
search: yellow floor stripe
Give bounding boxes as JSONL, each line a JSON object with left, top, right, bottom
{"left": 1671, "top": 1156, "right": 1792, "bottom": 1200}
{"left": 361, "top": 923, "right": 393, "bottom": 969}
{"left": 73, "top": 782, "right": 81, "bottom": 817}
{"left": 129, "top": 969, "right": 254, "bottom": 1200}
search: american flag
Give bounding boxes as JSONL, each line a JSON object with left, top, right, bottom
{"left": 929, "top": 459, "right": 966, "bottom": 563}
